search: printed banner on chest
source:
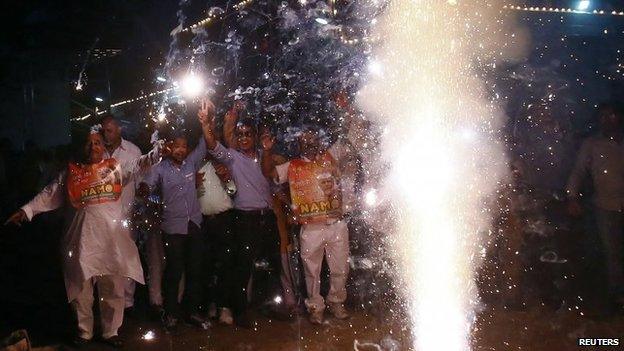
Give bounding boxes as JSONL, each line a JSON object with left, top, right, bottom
{"left": 288, "top": 153, "right": 342, "bottom": 224}
{"left": 67, "top": 159, "right": 122, "bottom": 208}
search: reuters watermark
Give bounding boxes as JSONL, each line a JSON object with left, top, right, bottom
{"left": 578, "top": 338, "right": 620, "bottom": 347}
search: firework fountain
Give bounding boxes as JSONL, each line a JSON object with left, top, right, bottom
{"left": 358, "top": 1, "right": 527, "bottom": 350}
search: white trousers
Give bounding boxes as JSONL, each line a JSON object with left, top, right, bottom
{"left": 71, "top": 275, "right": 125, "bottom": 340}
{"left": 300, "top": 220, "right": 349, "bottom": 312}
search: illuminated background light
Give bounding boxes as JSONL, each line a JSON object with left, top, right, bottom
{"left": 141, "top": 330, "right": 155, "bottom": 341}
{"left": 577, "top": 0, "right": 591, "bottom": 11}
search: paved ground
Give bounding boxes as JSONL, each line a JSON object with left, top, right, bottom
{"left": 13, "top": 305, "right": 619, "bottom": 351}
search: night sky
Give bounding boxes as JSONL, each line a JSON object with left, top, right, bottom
{"left": 1, "top": 0, "right": 624, "bottom": 154}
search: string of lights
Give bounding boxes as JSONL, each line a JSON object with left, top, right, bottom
{"left": 71, "top": 88, "right": 174, "bottom": 121}
{"left": 502, "top": 5, "right": 624, "bottom": 17}
{"left": 74, "top": 1, "right": 624, "bottom": 122}
{"left": 72, "top": 0, "right": 257, "bottom": 122}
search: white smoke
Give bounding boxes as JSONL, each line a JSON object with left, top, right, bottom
{"left": 357, "top": 1, "right": 528, "bottom": 350}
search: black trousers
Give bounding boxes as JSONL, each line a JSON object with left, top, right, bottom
{"left": 202, "top": 211, "right": 235, "bottom": 310}
{"left": 162, "top": 221, "right": 204, "bottom": 318}
{"left": 231, "top": 209, "right": 281, "bottom": 316}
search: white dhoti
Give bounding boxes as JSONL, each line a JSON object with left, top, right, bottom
{"left": 299, "top": 220, "right": 349, "bottom": 312}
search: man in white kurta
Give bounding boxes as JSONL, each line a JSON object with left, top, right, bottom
{"left": 261, "top": 129, "right": 353, "bottom": 325}
{"left": 101, "top": 116, "right": 143, "bottom": 310}
{"left": 7, "top": 131, "right": 160, "bottom": 346}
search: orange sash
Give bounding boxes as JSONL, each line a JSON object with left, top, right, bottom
{"left": 287, "top": 152, "right": 342, "bottom": 224}
{"left": 67, "top": 159, "right": 122, "bottom": 208}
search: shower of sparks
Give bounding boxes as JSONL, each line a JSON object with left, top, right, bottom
{"left": 358, "top": 0, "right": 526, "bottom": 350}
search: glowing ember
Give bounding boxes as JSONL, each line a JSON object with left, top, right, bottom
{"left": 142, "top": 330, "right": 156, "bottom": 341}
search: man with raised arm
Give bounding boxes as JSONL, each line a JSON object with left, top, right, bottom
{"left": 260, "top": 127, "right": 351, "bottom": 325}
{"left": 200, "top": 102, "right": 280, "bottom": 328}
{"left": 5, "top": 127, "right": 163, "bottom": 348}
{"left": 141, "top": 99, "right": 215, "bottom": 331}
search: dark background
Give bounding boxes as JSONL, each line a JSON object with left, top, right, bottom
{"left": 1, "top": 0, "right": 624, "bottom": 345}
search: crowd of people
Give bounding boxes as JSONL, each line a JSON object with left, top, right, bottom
{"left": 3, "top": 96, "right": 624, "bottom": 349}
{"left": 3, "top": 96, "right": 363, "bottom": 348}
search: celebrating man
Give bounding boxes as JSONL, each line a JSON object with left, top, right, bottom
{"left": 200, "top": 103, "right": 280, "bottom": 328}
{"left": 261, "top": 127, "right": 350, "bottom": 325}
{"left": 5, "top": 128, "right": 162, "bottom": 347}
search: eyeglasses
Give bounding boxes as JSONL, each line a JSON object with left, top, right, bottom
{"left": 237, "top": 131, "right": 254, "bottom": 138}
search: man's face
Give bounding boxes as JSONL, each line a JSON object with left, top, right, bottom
{"left": 102, "top": 119, "right": 121, "bottom": 146}
{"left": 84, "top": 134, "right": 105, "bottom": 164}
{"left": 299, "top": 131, "right": 320, "bottom": 159}
{"left": 170, "top": 137, "right": 189, "bottom": 163}
{"left": 236, "top": 125, "right": 256, "bottom": 152}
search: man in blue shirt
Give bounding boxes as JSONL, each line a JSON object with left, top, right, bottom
{"left": 202, "top": 104, "right": 280, "bottom": 328}
{"left": 143, "top": 99, "right": 214, "bottom": 330}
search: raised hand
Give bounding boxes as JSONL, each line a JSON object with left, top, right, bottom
{"left": 4, "top": 209, "right": 27, "bottom": 226}
{"left": 197, "top": 98, "right": 215, "bottom": 126}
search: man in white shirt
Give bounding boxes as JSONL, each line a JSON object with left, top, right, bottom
{"left": 101, "top": 116, "right": 142, "bottom": 311}
{"left": 566, "top": 104, "right": 624, "bottom": 310}
{"left": 5, "top": 129, "right": 163, "bottom": 348}
{"left": 261, "top": 127, "right": 352, "bottom": 324}
{"left": 197, "top": 159, "right": 235, "bottom": 324}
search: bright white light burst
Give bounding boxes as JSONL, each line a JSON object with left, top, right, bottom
{"left": 180, "top": 72, "right": 204, "bottom": 98}
{"left": 577, "top": 0, "right": 590, "bottom": 11}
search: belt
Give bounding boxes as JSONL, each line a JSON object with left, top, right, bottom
{"left": 235, "top": 208, "right": 273, "bottom": 216}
